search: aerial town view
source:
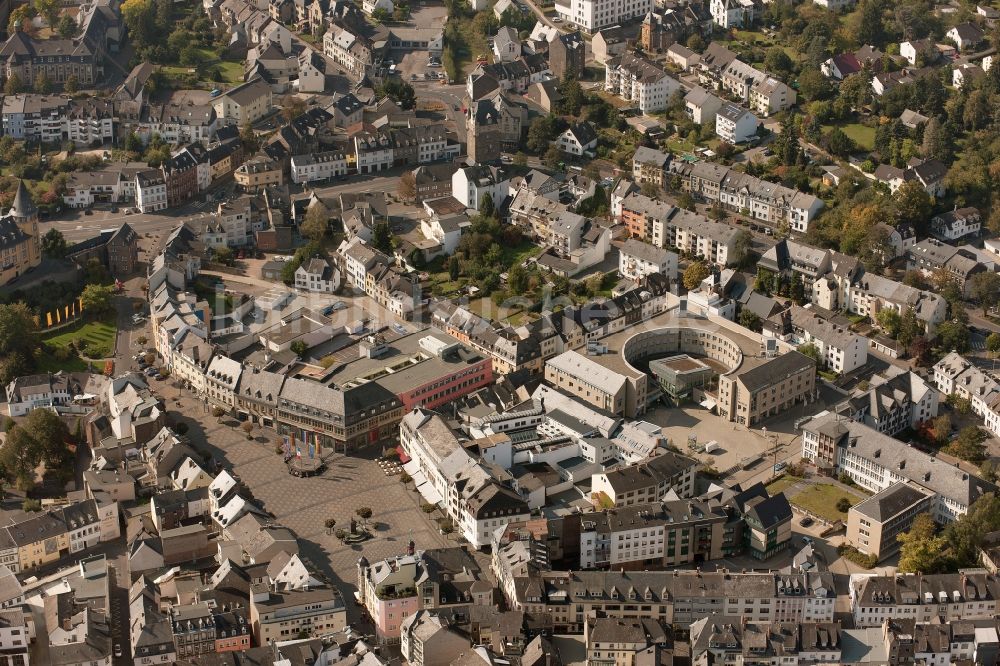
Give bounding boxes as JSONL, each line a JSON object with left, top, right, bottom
{"left": 0, "top": 0, "right": 1000, "bottom": 663}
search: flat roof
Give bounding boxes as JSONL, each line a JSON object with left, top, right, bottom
{"left": 586, "top": 306, "right": 769, "bottom": 381}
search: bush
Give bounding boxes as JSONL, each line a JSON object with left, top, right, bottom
{"left": 211, "top": 406, "right": 225, "bottom": 418}
{"left": 836, "top": 497, "right": 852, "bottom": 512}
{"left": 22, "top": 499, "right": 42, "bottom": 512}
{"left": 838, "top": 544, "right": 877, "bottom": 569}
{"left": 838, "top": 472, "right": 856, "bottom": 487}
{"left": 421, "top": 502, "right": 436, "bottom": 513}
{"left": 334, "top": 528, "right": 346, "bottom": 540}
{"left": 400, "top": 472, "right": 412, "bottom": 484}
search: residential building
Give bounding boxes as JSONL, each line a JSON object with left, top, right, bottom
{"left": 605, "top": 53, "right": 680, "bottom": 113}
{"left": 356, "top": 548, "right": 492, "bottom": 643}
{"left": 290, "top": 150, "right": 350, "bottom": 184}
{"left": 294, "top": 257, "right": 340, "bottom": 293}
{"left": 947, "top": 22, "right": 985, "bottom": 51}
{"left": 249, "top": 584, "right": 346, "bottom": 644}
{"left": 749, "top": 77, "right": 797, "bottom": 116}
{"left": 135, "top": 170, "right": 168, "bottom": 214}
{"left": 555, "top": 122, "right": 598, "bottom": 157}
{"left": 5, "top": 372, "right": 73, "bottom": 417}
{"left": 632, "top": 146, "right": 671, "bottom": 188}
{"left": 549, "top": 31, "right": 586, "bottom": 79}
{"left": 212, "top": 78, "right": 274, "bottom": 126}
{"left": 837, "top": 369, "right": 939, "bottom": 436}
{"left": 0, "top": 31, "right": 105, "bottom": 86}
{"left": 710, "top": 0, "right": 755, "bottom": 28}
{"left": 235, "top": 156, "right": 283, "bottom": 191}
{"left": 684, "top": 86, "right": 724, "bottom": 126}
{"left": 590, "top": 450, "right": 700, "bottom": 507}
{"left": 763, "top": 305, "right": 869, "bottom": 374}
{"left": 851, "top": 571, "right": 1000, "bottom": 627}
{"left": 931, "top": 206, "right": 981, "bottom": 241}
{"left": 801, "top": 412, "right": 997, "bottom": 523}
{"left": 715, "top": 103, "right": 758, "bottom": 144}
{"left": 399, "top": 610, "right": 470, "bottom": 666}
{"left": 619, "top": 238, "right": 677, "bottom": 281}
{"left": 846, "top": 482, "right": 935, "bottom": 561}
{"left": 554, "top": 0, "right": 653, "bottom": 32}
{"left": 452, "top": 165, "right": 509, "bottom": 211}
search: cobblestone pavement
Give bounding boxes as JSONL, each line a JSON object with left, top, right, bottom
{"left": 166, "top": 388, "right": 456, "bottom": 622}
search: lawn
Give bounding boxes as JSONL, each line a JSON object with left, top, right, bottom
{"left": 501, "top": 240, "right": 543, "bottom": 268}
{"left": 765, "top": 474, "right": 802, "bottom": 496}
{"left": 822, "top": 123, "right": 876, "bottom": 151}
{"left": 214, "top": 59, "right": 245, "bottom": 84}
{"left": 43, "top": 316, "right": 118, "bottom": 360}
{"left": 788, "top": 483, "right": 865, "bottom": 522}
{"left": 467, "top": 297, "right": 525, "bottom": 324}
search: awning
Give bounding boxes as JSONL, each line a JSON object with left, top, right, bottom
{"left": 416, "top": 480, "right": 444, "bottom": 505}
{"left": 402, "top": 460, "right": 421, "bottom": 476}
{"left": 700, "top": 396, "right": 717, "bottom": 410}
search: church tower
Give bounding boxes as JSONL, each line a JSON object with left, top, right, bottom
{"left": 10, "top": 180, "right": 40, "bottom": 266}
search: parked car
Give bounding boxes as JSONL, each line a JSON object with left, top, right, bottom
{"left": 84, "top": 209, "right": 93, "bottom": 215}
{"left": 801, "top": 536, "right": 814, "bottom": 545}
{"left": 773, "top": 461, "right": 787, "bottom": 472}
{"left": 114, "top": 644, "right": 122, "bottom": 658}
{"left": 799, "top": 516, "right": 813, "bottom": 527}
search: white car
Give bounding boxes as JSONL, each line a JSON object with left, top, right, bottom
{"left": 114, "top": 644, "right": 123, "bottom": 658}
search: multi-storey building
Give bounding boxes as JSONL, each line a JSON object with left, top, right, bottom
{"left": 555, "top": 0, "right": 652, "bottom": 32}
{"left": 212, "top": 78, "right": 273, "bottom": 126}
{"left": 764, "top": 305, "right": 869, "bottom": 374}
{"left": 846, "top": 482, "right": 935, "bottom": 561}
{"left": 605, "top": 53, "right": 680, "bottom": 113}
{"left": 0, "top": 31, "right": 104, "bottom": 86}
{"left": 619, "top": 238, "right": 678, "bottom": 281}
{"left": 590, "top": 451, "right": 700, "bottom": 507}
{"left": 851, "top": 571, "right": 1000, "bottom": 627}
{"left": 290, "top": 150, "right": 349, "bottom": 184}
{"left": 802, "top": 412, "right": 997, "bottom": 523}
{"left": 249, "top": 584, "right": 346, "bottom": 645}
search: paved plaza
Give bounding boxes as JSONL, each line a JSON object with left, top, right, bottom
{"left": 166, "top": 388, "right": 458, "bottom": 623}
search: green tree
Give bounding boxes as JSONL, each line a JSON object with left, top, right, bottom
{"left": 936, "top": 320, "right": 970, "bottom": 353}
{"left": 33, "top": 72, "right": 51, "bottom": 94}
{"left": 897, "top": 513, "right": 948, "bottom": 573}
{"left": 240, "top": 122, "right": 259, "bottom": 154}
{"left": 729, "top": 230, "right": 754, "bottom": 270}
{"left": 80, "top": 284, "right": 114, "bottom": 317}
{"left": 797, "top": 69, "right": 831, "bottom": 102}
{"left": 372, "top": 221, "right": 393, "bottom": 254}
{"left": 508, "top": 263, "right": 528, "bottom": 294}
{"left": 63, "top": 74, "right": 78, "bottom": 95}
{"left": 987, "top": 332, "right": 1000, "bottom": 354}
{"left": 24, "top": 408, "right": 70, "bottom": 467}
{"left": 542, "top": 145, "right": 562, "bottom": 168}
{"left": 738, "top": 309, "right": 762, "bottom": 332}
{"left": 944, "top": 494, "right": 1000, "bottom": 566}
{"left": 398, "top": 171, "right": 416, "bottom": 201}
{"left": 931, "top": 414, "right": 952, "bottom": 446}
{"left": 33, "top": 0, "right": 59, "bottom": 27}
{"left": 798, "top": 342, "right": 822, "bottom": 367}
{"left": 3, "top": 74, "right": 23, "bottom": 96}
{"left": 378, "top": 78, "right": 416, "bottom": 110}
{"left": 969, "top": 271, "right": 1000, "bottom": 315}
{"left": 213, "top": 246, "right": 234, "bottom": 266}
{"left": 372, "top": 7, "right": 390, "bottom": 21}
{"left": 290, "top": 340, "right": 308, "bottom": 356}
{"left": 57, "top": 13, "right": 77, "bottom": 38}
{"left": 944, "top": 426, "right": 988, "bottom": 463}
{"left": 894, "top": 180, "right": 933, "bottom": 233}
{"left": 356, "top": 506, "right": 373, "bottom": 525}
{"left": 0, "top": 303, "right": 39, "bottom": 383}
{"left": 686, "top": 33, "right": 704, "bottom": 52}
{"left": 0, "top": 426, "right": 41, "bottom": 490}
{"left": 480, "top": 192, "right": 495, "bottom": 219}
{"left": 897, "top": 307, "right": 923, "bottom": 347}
{"left": 763, "top": 47, "right": 793, "bottom": 79}
{"left": 299, "top": 203, "right": 329, "bottom": 243}
{"left": 448, "top": 255, "right": 460, "bottom": 281}
{"left": 876, "top": 309, "right": 901, "bottom": 338}
{"left": 41, "top": 229, "right": 67, "bottom": 258}
{"left": 682, "top": 261, "right": 711, "bottom": 290}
